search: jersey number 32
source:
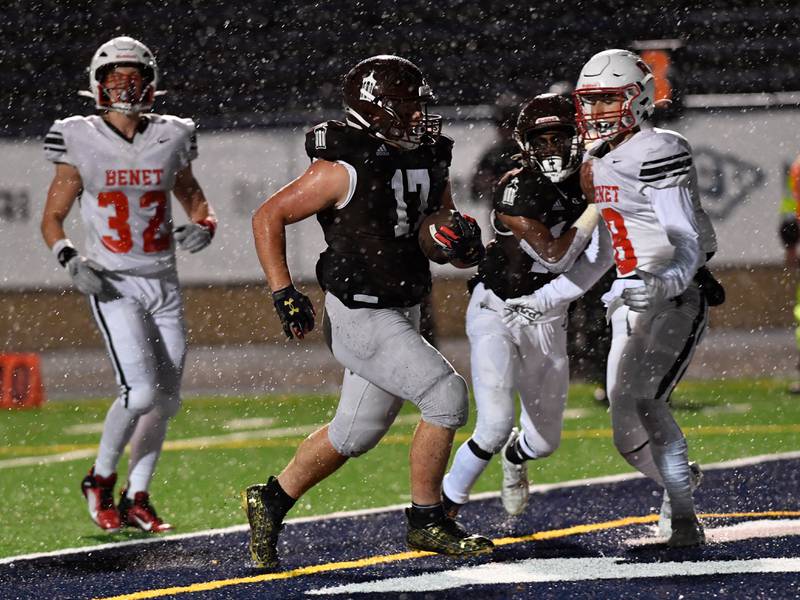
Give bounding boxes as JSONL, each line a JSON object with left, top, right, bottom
{"left": 98, "top": 191, "right": 170, "bottom": 253}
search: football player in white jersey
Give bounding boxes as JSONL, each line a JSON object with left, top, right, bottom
{"left": 569, "top": 49, "right": 721, "bottom": 547}
{"left": 40, "top": 37, "right": 217, "bottom": 533}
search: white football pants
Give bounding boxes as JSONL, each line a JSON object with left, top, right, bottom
{"left": 606, "top": 282, "right": 708, "bottom": 479}
{"left": 444, "top": 283, "right": 568, "bottom": 504}
{"left": 324, "top": 292, "right": 468, "bottom": 457}
{"left": 89, "top": 271, "right": 186, "bottom": 495}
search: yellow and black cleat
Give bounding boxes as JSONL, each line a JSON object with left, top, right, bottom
{"left": 405, "top": 509, "right": 494, "bottom": 557}
{"left": 242, "top": 484, "right": 283, "bottom": 569}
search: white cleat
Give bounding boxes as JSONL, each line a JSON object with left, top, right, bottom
{"left": 500, "top": 428, "right": 530, "bottom": 516}
{"left": 658, "top": 461, "right": 703, "bottom": 538}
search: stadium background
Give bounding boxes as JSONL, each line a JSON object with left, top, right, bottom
{"left": 1, "top": 0, "right": 799, "bottom": 394}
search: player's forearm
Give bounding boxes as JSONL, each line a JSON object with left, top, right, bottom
{"left": 651, "top": 187, "right": 701, "bottom": 296}
{"left": 40, "top": 212, "right": 69, "bottom": 249}
{"left": 252, "top": 203, "right": 292, "bottom": 291}
{"left": 536, "top": 225, "right": 614, "bottom": 310}
{"left": 513, "top": 207, "right": 598, "bottom": 273}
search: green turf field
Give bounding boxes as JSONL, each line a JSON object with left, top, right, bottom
{"left": 1, "top": 378, "right": 798, "bottom": 558}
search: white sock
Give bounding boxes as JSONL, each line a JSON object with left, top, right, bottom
{"left": 443, "top": 439, "right": 491, "bottom": 505}
{"left": 95, "top": 398, "right": 138, "bottom": 478}
{"left": 126, "top": 408, "right": 170, "bottom": 496}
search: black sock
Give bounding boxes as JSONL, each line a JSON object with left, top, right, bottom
{"left": 505, "top": 438, "right": 533, "bottom": 465}
{"left": 408, "top": 502, "right": 445, "bottom": 528}
{"left": 441, "top": 491, "right": 462, "bottom": 514}
{"left": 264, "top": 476, "right": 296, "bottom": 523}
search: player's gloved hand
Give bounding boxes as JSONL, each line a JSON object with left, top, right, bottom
{"left": 66, "top": 255, "right": 121, "bottom": 301}
{"left": 272, "top": 284, "right": 316, "bottom": 340}
{"left": 621, "top": 269, "right": 668, "bottom": 313}
{"left": 433, "top": 212, "right": 485, "bottom": 267}
{"left": 174, "top": 218, "right": 216, "bottom": 253}
{"left": 502, "top": 291, "right": 564, "bottom": 327}
{"left": 694, "top": 265, "right": 726, "bottom": 307}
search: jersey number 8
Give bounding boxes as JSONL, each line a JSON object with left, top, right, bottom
{"left": 601, "top": 207, "right": 637, "bottom": 275}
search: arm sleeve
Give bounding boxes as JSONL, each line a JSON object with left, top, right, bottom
{"left": 178, "top": 118, "right": 198, "bottom": 168}
{"left": 43, "top": 120, "right": 73, "bottom": 165}
{"left": 534, "top": 223, "right": 615, "bottom": 310}
{"left": 649, "top": 185, "right": 702, "bottom": 297}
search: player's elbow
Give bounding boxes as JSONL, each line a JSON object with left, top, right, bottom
{"left": 251, "top": 196, "right": 285, "bottom": 233}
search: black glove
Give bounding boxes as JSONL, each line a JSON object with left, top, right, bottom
{"left": 272, "top": 285, "right": 316, "bottom": 339}
{"left": 694, "top": 266, "right": 726, "bottom": 307}
{"left": 433, "top": 212, "right": 485, "bottom": 267}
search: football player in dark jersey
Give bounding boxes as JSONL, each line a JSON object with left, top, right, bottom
{"left": 442, "top": 94, "right": 614, "bottom": 517}
{"left": 244, "top": 55, "right": 492, "bottom": 568}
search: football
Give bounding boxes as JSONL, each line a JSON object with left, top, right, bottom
{"left": 418, "top": 210, "right": 458, "bottom": 264}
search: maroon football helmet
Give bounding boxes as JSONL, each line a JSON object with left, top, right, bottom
{"left": 343, "top": 55, "right": 441, "bottom": 150}
{"left": 514, "top": 93, "right": 582, "bottom": 183}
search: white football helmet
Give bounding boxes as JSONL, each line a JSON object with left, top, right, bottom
{"left": 78, "top": 36, "right": 162, "bottom": 114}
{"left": 573, "top": 49, "right": 655, "bottom": 141}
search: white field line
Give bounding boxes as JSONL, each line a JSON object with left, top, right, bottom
{"left": 306, "top": 557, "right": 800, "bottom": 595}
{"left": 3, "top": 414, "right": 423, "bottom": 471}
{"left": 3, "top": 449, "right": 800, "bottom": 566}
{"left": 626, "top": 518, "right": 800, "bottom": 546}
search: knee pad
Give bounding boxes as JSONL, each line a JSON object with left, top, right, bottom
{"left": 155, "top": 392, "right": 182, "bottom": 419}
{"left": 327, "top": 422, "right": 386, "bottom": 458}
{"left": 525, "top": 435, "right": 559, "bottom": 459}
{"left": 472, "top": 413, "right": 514, "bottom": 455}
{"left": 123, "top": 384, "right": 159, "bottom": 416}
{"left": 416, "top": 372, "right": 469, "bottom": 430}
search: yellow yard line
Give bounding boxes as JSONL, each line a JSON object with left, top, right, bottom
{"left": 4, "top": 422, "right": 800, "bottom": 463}
{"left": 94, "top": 510, "right": 800, "bottom": 600}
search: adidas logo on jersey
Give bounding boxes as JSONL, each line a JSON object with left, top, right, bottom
{"left": 552, "top": 199, "right": 564, "bottom": 211}
{"left": 376, "top": 144, "right": 389, "bottom": 156}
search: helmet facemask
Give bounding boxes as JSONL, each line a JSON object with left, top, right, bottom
{"left": 516, "top": 125, "right": 581, "bottom": 183}
{"left": 97, "top": 64, "right": 155, "bottom": 115}
{"left": 350, "top": 89, "right": 441, "bottom": 150}
{"left": 574, "top": 86, "right": 641, "bottom": 141}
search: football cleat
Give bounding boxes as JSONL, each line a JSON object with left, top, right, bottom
{"left": 405, "top": 509, "right": 494, "bottom": 557}
{"left": 500, "top": 428, "right": 530, "bottom": 516}
{"left": 81, "top": 466, "right": 121, "bottom": 532}
{"left": 243, "top": 484, "right": 283, "bottom": 569}
{"left": 118, "top": 489, "right": 173, "bottom": 533}
{"left": 667, "top": 516, "right": 706, "bottom": 547}
{"left": 658, "top": 461, "right": 703, "bottom": 538}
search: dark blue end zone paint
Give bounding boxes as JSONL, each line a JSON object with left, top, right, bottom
{"left": 3, "top": 457, "right": 800, "bottom": 600}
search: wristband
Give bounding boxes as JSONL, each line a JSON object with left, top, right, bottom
{"left": 52, "top": 238, "right": 78, "bottom": 268}
{"left": 572, "top": 204, "right": 600, "bottom": 237}
{"left": 198, "top": 217, "right": 217, "bottom": 238}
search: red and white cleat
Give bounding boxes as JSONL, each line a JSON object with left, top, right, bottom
{"left": 118, "top": 490, "right": 173, "bottom": 533}
{"left": 81, "top": 466, "right": 122, "bottom": 533}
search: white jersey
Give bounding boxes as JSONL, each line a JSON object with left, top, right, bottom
{"left": 44, "top": 114, "right": 198, "bottom": 275}
{"left": 586, "top": 126, "right": 717, "bottom": 278}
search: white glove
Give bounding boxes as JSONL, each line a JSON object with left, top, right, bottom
{"left": 621, "top": 269, "right": 669, "bottom": 313}
{"left": 174, "top": 221, "right": 214, "bottom": 253}
{"left": 66, "top": 256, "right": 119, "bottom": 300}
{"left": 502, "top": 292, "right": 549, "bottom": 327}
